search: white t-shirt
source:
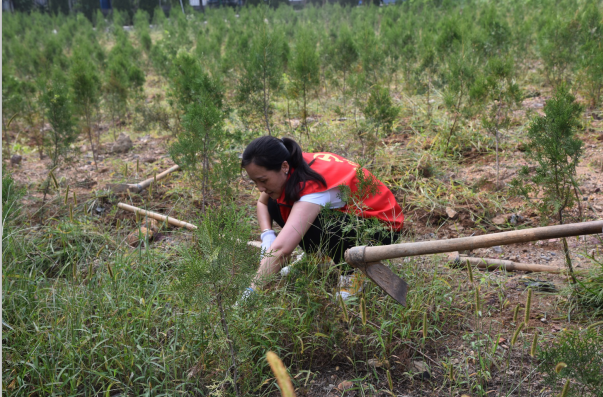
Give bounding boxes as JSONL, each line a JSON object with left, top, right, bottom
{"left": 299, "top": 187, "right": 345, "bottom": 209}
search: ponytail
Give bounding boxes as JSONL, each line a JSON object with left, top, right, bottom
{"left": 241, "top": 136, "right": 326, "bottom": 202}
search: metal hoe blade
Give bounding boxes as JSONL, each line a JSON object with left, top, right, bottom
{"left": 363, "top": 262, "right": 408, "bottom": 306}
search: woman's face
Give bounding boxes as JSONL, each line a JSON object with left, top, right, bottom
{"left": 244, "top": 161, "right": 290, "bottom": 200}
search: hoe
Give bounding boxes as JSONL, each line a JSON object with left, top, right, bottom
{"left": 345, "top": 220, "right": 603, "bottom": 306}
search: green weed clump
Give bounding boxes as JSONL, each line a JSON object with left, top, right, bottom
{"left": 539, "top": 328, "right": 603, "bottom": 396}
{"left": 578, "top": 257, "right": 603, "bottom": 314}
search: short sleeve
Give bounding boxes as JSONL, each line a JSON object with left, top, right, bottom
{"left": 299, "top": 188, "right": 345, "bottom": 209}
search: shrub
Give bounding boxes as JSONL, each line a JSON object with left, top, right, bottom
{"left": 539, "top": 328, "right": 603, "bottom": 396}
{"left": 363, "top": 84, "right": 399, "bottom": 135}
{"left": 43, "top": 68, "right": 78, "bottom": 168}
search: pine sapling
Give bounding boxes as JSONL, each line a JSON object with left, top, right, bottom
{"left": 511, "top": 86, "right": 584, "bottom": 283}
{"left": 174, "top": 206, "right": 257, "bottom": 397}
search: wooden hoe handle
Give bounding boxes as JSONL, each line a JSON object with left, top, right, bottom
{"left": 345, "top": 220, "right": 603, "bottom": 306}
{"left": 346, "top": 220, "right": 603, "bottom": 266}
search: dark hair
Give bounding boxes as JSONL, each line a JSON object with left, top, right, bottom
{"left": 241, "top": 136, "right": 327, "bottom": 202}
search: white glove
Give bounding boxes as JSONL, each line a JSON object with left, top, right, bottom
{"left": 280, "top": 252, "right": 304, "bottom": 277}
{"left": 235, "top": 287, "right": 255, "bottom": 307}
{"left": 260, "top": 230, "right": 276, "bottom": 258}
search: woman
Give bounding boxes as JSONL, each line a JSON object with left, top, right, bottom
{"left": 242, "top": 136, "right": 404, "bottom": 299}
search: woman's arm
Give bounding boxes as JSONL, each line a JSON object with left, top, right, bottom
{"left": 251, "top": 200, "right": 322, "bottom": 288}
{"left": 257, "top": 192, "right": 273, "bottom": 231}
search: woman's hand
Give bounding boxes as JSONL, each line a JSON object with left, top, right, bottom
{"left": 252, "top": 201, "right": 322, "bottom": 288}
{"left": 260, "top": 229, "right": 276, "bottom": 255}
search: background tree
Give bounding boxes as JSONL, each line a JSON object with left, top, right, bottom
{"left": 538, "top": 16, "right": 580, "bottom": 89}
{"left": 236, "top": 23, "right": 283, "bottom": 135}
{"left": 291, "top": 28, "right": 320, "bottom": 136}
{"left": 355, "top": 22, "right": 383, "bottom": 87}
{"left": 474, "top": 57, "right": 522, "bottom": 188}
{"left": 138, "top": 0, "right": 157, "bottom": 21}
{"left": 577, "top": 2, "right": 603, "bottom": 108}
{"left": 2, "top": 68, "right": 25, "bottom": 159}
{"left": 361, "top": 84, "right": 399, "bottom": 161}
{"left": 363, "top": 84, "right": 399, "bottom": 136}
{"left": 332, "top": 23, "right": 358, "bottom": 116}
{"left": 49, "top": 0, "right": 70, "bottom": 16}
{"left": 78, "top": 0, "right": 100, "bottom": 23}
{"left": 440, "top": 50, "right": 482, "bottom": 153}
{"left": 104, "top": 32, "right": 146, "bottom": 139}
{"left": 133, "top": 9, "right": 153, "bottom": 54}
{"left": 169, "top": 52, "right": 238, "bottom": 211}
{"left": 70, "top": 49, "right": 101, "bottom": 170}
{"left": 511, "top": 86, "right": 583, "bottom": 282}
{"left": 43, "top": 68, "right": 78, "bottom": 168}
{"left": 112, "top": 0, "right": 133, "bottom": 25}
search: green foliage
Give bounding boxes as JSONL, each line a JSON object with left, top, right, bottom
{"left": 356, "top": 22, "right": 383, "bottom": 85}
{"left": 103, "top": 33, "right": 145, "bottom": 138}
{"left": 511, "top": 86, "right": 583, "bottom": 222}
{"left": 236, "top": 21, "right": 283, "bottom": 134}
{"left": 474, "top": 56, "right": 522, "bottom": 186}
{"left": 578, "top": 260, "right": 603, "bottom": 313}
{"left": 78, "top": 0, "right": 100, "bottom": 23}
{"left": 577, "top": 2, "right": 603, "bottom": 107}
{"left": 49, "top": 0, "right": 70, "bottom": 16}
{"left": 291, "top": 27, "right": 320, "bottom": 133}
{"left": 43, "top": 68, "right": 77, "bottom": 168}
{"left": 133, "top": 9, "right": 152, "bottom": 52}
{"left": 539, "top": 328, "right": 603, "bottom": 396}
{"left": 174, "top": 206, "right": 258, "bottom": 396}
{"left": 363, "top": 84, "right": 399, "bottom": 135}
{"left": 169, "top": 52, "right": 239, "bottom": 209}
{"left": 70, "top": 48, "right": 102, "bottom": 168}
{"left": 112, "top": 0, "right": 134, "bottom": 25}
{"left": 175, "top": 206, "right": 257, "bottom": 315}
{"left": 2, "top": 167, "right": 23, "bottom": 236}
{"left": 474, "top": 4, "right": 511, "bottom": 57}
{"left": 538, "top": 17, "right": 581, "bottom": 88}
{"left": 331, "top": 23, "right": 358, "bottom": 114}
{"left": 440, "top": 49, "right": 482, "bottom": 153}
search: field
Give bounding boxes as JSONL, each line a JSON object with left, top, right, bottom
{"left": 2, "top": 1, "right": 603, "bottom": 396}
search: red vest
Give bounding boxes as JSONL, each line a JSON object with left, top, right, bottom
{"left": 276, "top": 152, "right": 404, "bottom": 231}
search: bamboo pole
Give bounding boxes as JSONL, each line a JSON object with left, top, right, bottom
{"left": 129, "top": 165, "right": 180, "bottom": 192}
{"left": 117, "top": 203, "right": 266, "bottom": 250}
{"left": 117, "top": 202, "right": 197, "bottom": 230}
{"left": 107, "top": 165, "right": 180, "bottom": 193}
{"left": 447, "top": 252, "right": 573, "bottom": 274}
{"left": 346, "top": 220, "right": 603, "bottom": 266}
